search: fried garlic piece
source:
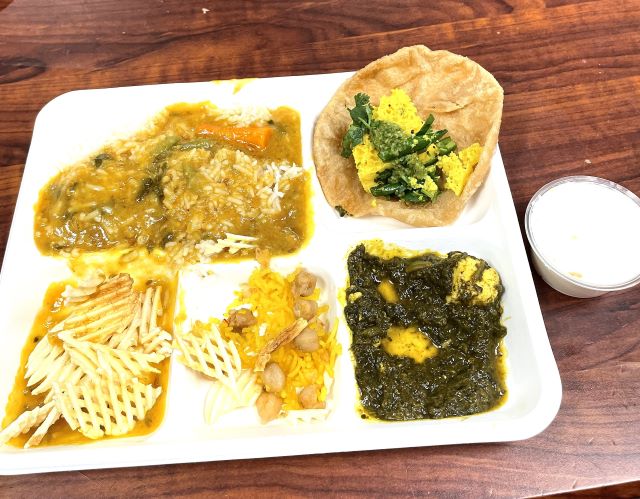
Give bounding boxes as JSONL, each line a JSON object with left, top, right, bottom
{"left": 254, "top": 318, "right": 308, "bottom": 371}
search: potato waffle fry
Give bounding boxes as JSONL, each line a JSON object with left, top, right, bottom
{"left": 60, "top": 333, "right": 166, "bottom": 380}
{"left": 53, "top": 377, "right": 162, "bottom": 439}
{"left": 175, "top": 321, "right": 242, "bottom": 386}
{"left": 25, "top": 337, "right": 66, "bottom": 390}
{"left": 0, "top": 402, "right": 55, "bottom": 446}
{"left": 24, "top": 406, "right": 61, "bottom": 448}
{"left": 54, "top": 274, "right": 138, "bottom": 344}
{"left": 108, "top": 295, "right": 143, "bottom": 350}
{"left": 203, "top": 370, "right": 261, "bottom": 425}
{"left": 61, "top": 271, "right": 106, "bottom": 305}
{"left": 139, "top": 287, "right": 172, "bottom": 356}
{"left": 286, "top": 409, "right": 330, "bottom": 423}
{"left": 140, "top": 326, "right": 173, "bottom": 357}
{"left": 107, "top": 286, "right": 172, "bottom": 356}
{"left": 24, "top": 337, "right": 84, "bottom": 399}
{"left": 0, "top": 273, "right": 173, "bottom": 448}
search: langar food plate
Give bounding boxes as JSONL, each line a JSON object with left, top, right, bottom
{"left": 0, "top": 47, "right": 561, "bottom": 474}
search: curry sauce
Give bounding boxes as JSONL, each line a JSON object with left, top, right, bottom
{"left": 34, "top": 104, "right": 310, "bottom": 261}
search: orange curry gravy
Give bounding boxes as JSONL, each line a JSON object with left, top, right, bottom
{"left": 2, "top": 274, "right": 177, "bottom": 447}
{"left": 33, "top": 103, "right": 311, "bottom": 261}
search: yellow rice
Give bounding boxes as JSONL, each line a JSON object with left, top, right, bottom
{"left": 219, "top": 266, "right": 340, "bottom": 410}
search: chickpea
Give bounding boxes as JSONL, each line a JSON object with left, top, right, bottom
{"left": 292, "top": 270, "right": 317, "bottom": 297}
{"left": 299, "top": 384, "right": 325, "bottom": 409}
{"left": 256, "top": 391, "right": 282, "bottom": 424}
{"left": 293, "top": 326, "right": 320, "bottom": 353}
{"left": 227, "top": 308, "right": 256, "bottom": 330}
{"left": 262, "top": 362, "right": 286, "bottom": 393}
{"left": 293, "top": 299, "right": 317, "bottom": 320}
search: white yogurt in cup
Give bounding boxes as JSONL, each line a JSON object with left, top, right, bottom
{"left": 525, "top": 176, "right": 640, "bottom": 298}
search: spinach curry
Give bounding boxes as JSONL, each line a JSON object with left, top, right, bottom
{"left": 345, "top": 243, "right": 507, "bottom": 420}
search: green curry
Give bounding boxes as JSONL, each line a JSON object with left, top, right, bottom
{"left": 345, "top": 244, "right": 507, "bottom": 420}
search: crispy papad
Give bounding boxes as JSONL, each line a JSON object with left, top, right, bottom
{"left": 312, "top": 45, "right": 503, "bottom": 226}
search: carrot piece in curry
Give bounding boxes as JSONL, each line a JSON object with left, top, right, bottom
{"left": 196, "top": 125, "right": 273, "bottom": 150}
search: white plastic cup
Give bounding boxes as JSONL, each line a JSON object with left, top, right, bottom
{"left": 525, "top": 176, "right": 640, "bottom": 298}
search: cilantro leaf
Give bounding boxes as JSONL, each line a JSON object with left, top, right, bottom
{"left": 341, "top": 124, "right": 365, "bottom": 157}
{"left": 350, "top": 93, "right": 373, "bottom": 127}
{"left": 341, "top": 93, "right": 373, "bottom": 157}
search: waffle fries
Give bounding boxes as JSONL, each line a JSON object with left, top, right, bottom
{"left": 0, "top": 273, "right": 173, "bottom": 448}
{"left": 174, "top": 321, "right": 242, "bottom": 386}
{"left": 62, "top": 334, "right": 165, "bottom": 380}
{"left": 0, "top": 402, "right": 56, "bottom": 447}
{"left": 53, "top": 274, "right": 139, "bottom": 344}
{"left": 53, "top": 377, "right": 162, "bottom": 439}
{"left": 61, "top": 270, "right": 106, "bottom": 305}
{"left": 204, "top": 370, "right": 261, "bottom": 425}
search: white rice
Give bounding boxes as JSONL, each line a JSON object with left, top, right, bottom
{"left": 213, "top": 106, "right": 272, "bottom": 127}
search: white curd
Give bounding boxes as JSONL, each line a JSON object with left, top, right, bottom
{"left": 528, "top": 178, "right": 640, "bottom": 288}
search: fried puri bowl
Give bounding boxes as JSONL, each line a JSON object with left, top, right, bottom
{"left": 313, "top": 45, "right": 503, "bottom": 226}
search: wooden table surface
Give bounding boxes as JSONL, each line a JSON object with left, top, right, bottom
{"left": 1, "top": 0, "right": 639, "bottom": 497}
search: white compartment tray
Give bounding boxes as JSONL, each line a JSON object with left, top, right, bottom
{"left": 0, "top": 73, "right": 561, "bottom": 474}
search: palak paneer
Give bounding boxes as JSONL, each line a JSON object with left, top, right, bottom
{"left": 345, "top": 242, "right": 507, "bottom": 421}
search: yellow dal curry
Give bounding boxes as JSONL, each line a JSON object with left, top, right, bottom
{"left": 34, "top": 103, "right": 309, "bottom": 262}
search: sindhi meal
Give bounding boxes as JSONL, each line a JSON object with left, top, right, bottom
{"left": 176, "top": 259, "right": 340, "bottom": 425}
{"left": 35, "top": 102, "right": 309, "bottom": 263}
{"left": 345, "top": 241, "right": 506, "bottom": 420}
{"left": 1, "top": 46, "right": 510, "bottom": 452}
{"left": 313, "top": 45, "right": 503, "bottom": 226}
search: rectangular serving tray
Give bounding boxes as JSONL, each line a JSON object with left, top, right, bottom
{"left": 0, "top": 72, "right": 562, "bottom": 474}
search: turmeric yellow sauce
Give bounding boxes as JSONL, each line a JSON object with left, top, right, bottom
{"left": 34, "top": 103, "right": 310, "bottom": 262}
{"left": 2, "top": 274, "right": 177, "bottom": 447}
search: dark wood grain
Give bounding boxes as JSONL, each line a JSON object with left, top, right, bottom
{"left": 1, "top": 0, "right": 640, "bottom": 497}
